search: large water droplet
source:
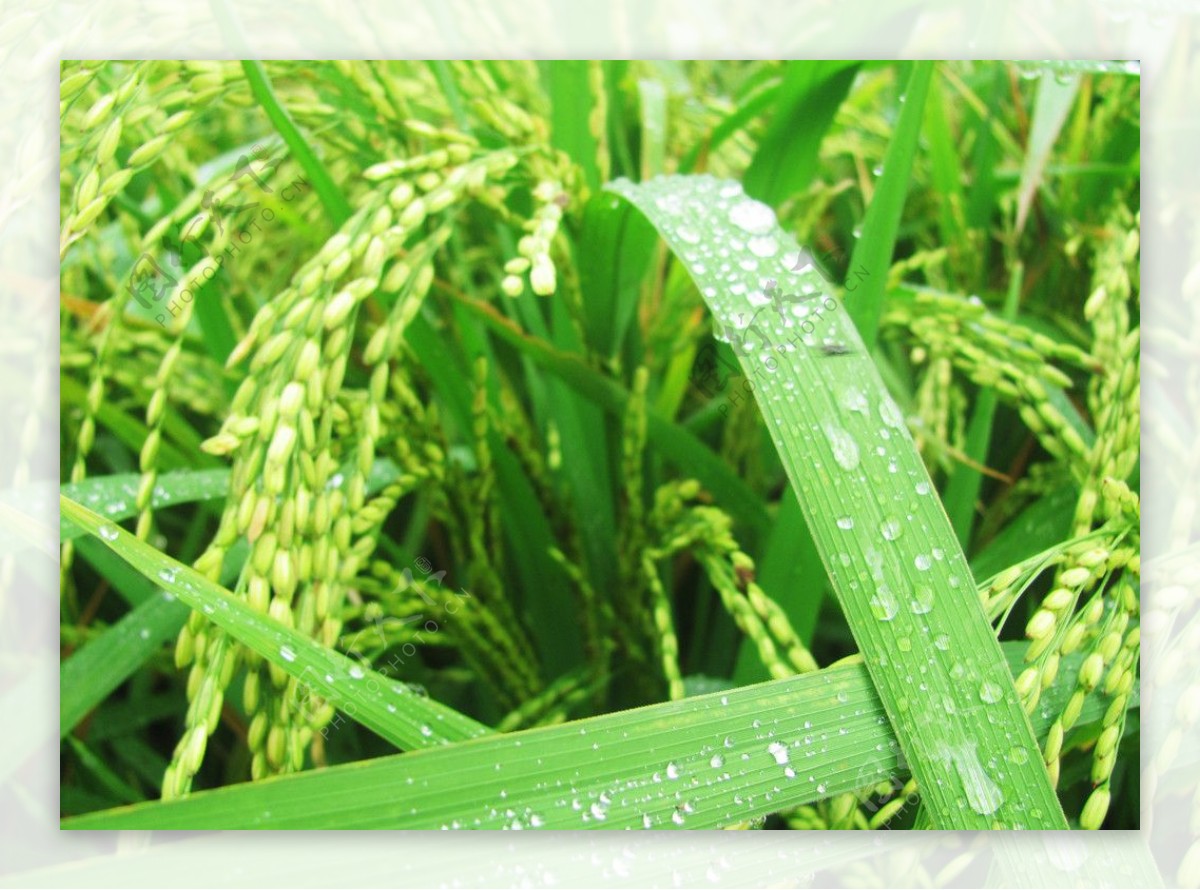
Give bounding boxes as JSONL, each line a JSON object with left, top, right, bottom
{"left": 748, "top": 235, "right": 779, "bottom": 257}
{"left": 767, "top": 741, "right": 789, "bottom": 765}
{"left": 823, "top": 423, "right": 860, "bottom": 471}
{"left": 880, "top": 518, "right": 902, "bottom": 541}
{"left": 942, "top": 742, "right": 1004, "bottom": 816}
{"left": 879, "top": 397, "right": 905, "bottom": 430}
{"left": 910, "top": 586, "right": 934, "bottom": 614}
{"left": 842, "top": 386, "right": 869, "bottom": 414}
{"left": 914, "top": 554, "right": 932, "bottom": 571}
{"left": 279, "top": 646, "right": 296, "bottom": 662}
{"left": 728, "top": 199, "right": 775, "bottom": 234}
{"left": 837, "top": 516, "right": 854, "bottom": 530}
{"left": 869, "top": 587, "right": 899, "bottom": 621}
{"left": 99, "top": 525, "right": 119, "bottom": 541}
{"left": 979, "top": 681, "right": 1003, "bottom": 704}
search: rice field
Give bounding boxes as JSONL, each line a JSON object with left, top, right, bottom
{"left": 59, "top": 59, "right": 1140, "bottom": 830}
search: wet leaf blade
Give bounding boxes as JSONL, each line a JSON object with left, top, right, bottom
{"left": 606, "top": 174, "right": 1068, "bottom": 829}
{"left": 60, "top": 494, "right": 491, "bottom": 751}
{"left": 61, "top": 645, "right": 1116, "bottom": 829}
{"left": 846, "top": 60, "right": 933, "bottom": 347}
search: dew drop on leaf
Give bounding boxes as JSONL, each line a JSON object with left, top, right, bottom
{"left": 748, "top": 235, "right": 778, "bottom": 257}
{"left": 979, "top": 681, "right": 1003, "bottom": 704}
{"left": 910, "top": 586, "right": 934, "bottom": 614}
{"left": 869, "top": 587, "right": 899, "bottom": 621}
{"left": 823, "top": 423, "right": 860, "bottom": 470}
{"left": 728, "top": 199, "right": 775, "bottom": 234}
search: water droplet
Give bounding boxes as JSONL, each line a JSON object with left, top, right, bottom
{"left": 915, "top": 481, "right": 931, "bottom": 496}
{"left": 767, "top": 741, "right": 789, "bottom": 765}
{"left": 837, "top": 516, "right": 854, "bottom": 530}
{"left": 914, "top": 554, "right": 932, "bottom": 571}
{"left": 748, "top": 235, "right": 778, "bottom": 257}
{"left": 157, "top": 568, "right": 178, "bottom": 584}
{"left": 666, "top": 762, "right": 680, "bottom": 779}
{"left": 677, "top": 227, "right": 700, "bottom": 245}
{"left": 897, "top": 637, "right": 912, "bottom": 652}
{"left": 419, "top": 724, "right": 433, "bottom": 737}
{"left": 280, "top": 646, "right": 296, "bottom": 662}
{"left": 710, "top": 754, "right": 725, "bottom": 769}
{"left": 728, "top": 199, "right": 775, "bottom": 234}
{"left": 880, "top": 518, "right": 902, "bottom": 541}
{"left": 842, "top": 386, "right": 869, "bottom": 414}
{"left": 872, "top": 164, "right": 884, "bottom": 176}
{"left": 348, "top": 665, "right": 365, "bottom": 680}
{"left": 940, "top": 741, "right": 1004, "bottom": 816}
{"left": 99, "top": 525, "right": 119, "bottom": 541}
{"left": 910, "top": 586, "right": 934, "bottom": 614}
{"left": 590, "top": 802, "right": 607, "bottom": 821}
{"left": 823, "top": 422, "right": 860, "bottom": 471}
{"left": 869, "top": 587, "right": 899, "bottom": 621}
{"left": 933, "top": 633, "right": 950, "bottom": 651}
{"left": 979, "top": 681, "right": 1003, "bottom": 704}
{"left": 642, "top": 813, "right": 653, "bottom": 828}
{"left": 879, "top": 397, "right": 905, "bottom": 430}
{"left": 671, "top": 810, "right": 686, "bottom": 825}
{"left": 1008, "top": 746, "right": 1030, "bottom": 766}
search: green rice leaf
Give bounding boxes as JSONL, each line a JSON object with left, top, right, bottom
{"left": 61, "top": 494, "right": 491, "bottom": 751}
{"left": 605, "top": 173, "right": 1068, "bottom": 829}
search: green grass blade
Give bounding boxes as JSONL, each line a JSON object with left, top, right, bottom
{"left": 577, "top": 191, "right": 657, "bottom": 360}
{"left": 61, "top": 494, "right": 491, "bottom": 750}
{"left": 845, "top": 61, "right": 933, "bottom": 348}
{"left": 60, "top": 469, "right": 230, "bottom": 541}
{"left": 241, "top": 60, "right": 351, "bottom": 227}
{"left": 679, "top": 72, "right": 781, "bottom": 173}
{"left": 60, "top": 461, "right": 401, "bottom": 541}
{"left": 743, "top": 61, "right": 859, "bottom": 206}
{"left": 540, "top": 61, "right": 601, "bottom": 190}
{"left": 638, "top": 77, "right": 667, "bottom": 180}
{"left": 1015, "top": 71, "right": 1080, "bottom": 235}
{"left": 62, "top": 644, "right": 1121, "bottom": 829}
{"left": 61, "top": 589, "right": 188, "bottom": 737}
{"left": 606, "top": 174, "right": 1068, "bottom": 828}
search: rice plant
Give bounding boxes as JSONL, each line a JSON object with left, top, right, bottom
{"left": 59, "top": 59, "right": 1140, "bottom": 829}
